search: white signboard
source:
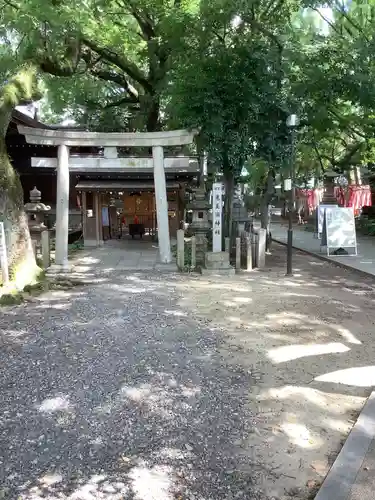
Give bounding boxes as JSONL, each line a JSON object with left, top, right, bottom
{"left": 317, "top": 204, "right": 337, "bottom": 237}
{"left": 321, "top": 207, "right": 357, "bottom": 256}
{"left": 212, "top": 182, "right": 223, "bottom": 252}
{"left": 0, "top": 222, "right": 9, "bottom": 284}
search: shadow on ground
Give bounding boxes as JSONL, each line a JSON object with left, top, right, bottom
{"left": 1, "top": 244, "right": 375, "bottom": 499}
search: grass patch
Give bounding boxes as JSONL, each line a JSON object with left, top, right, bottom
{"left": 0, "top": 270, "right": 86, "bottom": 307}
{"left": 356, "top": 217, "right": 375, "bottom": 236}
{"left": 0, "top": 292, "right": 24, "bottom": 306}
{"left": 68, "top": 240, "right": 84, "bottom": 254}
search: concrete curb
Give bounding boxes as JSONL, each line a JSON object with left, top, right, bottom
{"left": 272, "top": 238, "right": 375, "bottom": 281}
{"left": 314, "top": 391, "right": 375, "bottom": 500}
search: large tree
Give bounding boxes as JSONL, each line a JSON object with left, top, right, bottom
{"left": 168, "top": 0, "right": 298, "bottom": 238}
{"left": 0, "top": 62, "right": 42, "bottom": 284}
{"left": 2, "top": 0, "right": 198, "bottom": 131}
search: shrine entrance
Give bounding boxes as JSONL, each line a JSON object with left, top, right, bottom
{"left": 17, "top": 126, "right": 198, "bottom": 270}
{"left": 75, "top": 180, "right": 182, "bottom": 244}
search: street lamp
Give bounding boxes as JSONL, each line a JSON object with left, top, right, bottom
{"left": 285, "top": 113, "right": 299, "bottom": 276}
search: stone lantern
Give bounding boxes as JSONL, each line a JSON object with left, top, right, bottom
{"left": 186, "top": 185, "right": 211, "bottom": 265}
{"left": 321, "top": 170, "right": 337, "bottom": 205}
{"left": 24, "top": 186, "right": 51, "bottom": 254}
{"left": 232, "top": 187, "right": 249, "bottom": 235}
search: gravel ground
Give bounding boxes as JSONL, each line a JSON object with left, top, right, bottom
{"left": 1, "top": 244, "right": 375, "bottom": 499}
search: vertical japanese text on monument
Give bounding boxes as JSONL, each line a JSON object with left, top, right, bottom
{"left": 212, "top": 182, "right": 223, "bottom": 252}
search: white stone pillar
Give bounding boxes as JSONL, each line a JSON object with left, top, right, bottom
{"left": 41, "top": 230, "right": 51, "bottom": 269}
{"left": 177, "top": 229, "right": 184, "bottom": 269}
{"left": 81, "top": 191, "right": 87, "bottom": 242}
{"left": 191, "top": 235, "right": 196, "bottom": 269}
{"left": 235, "top": 237, "right": 241, "bottom": 271}
{"left": 55, "top": 144, "right": 70, "bottom": 269}
{"left": 152, "top": 145, "right": 171, "bottom": 263}
{"left": 94, "top": 192, "right": 100, "bottom": 246}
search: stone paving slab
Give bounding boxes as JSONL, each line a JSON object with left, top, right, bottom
{"left": 271, "top": 222, "right": 375, "bottom": 278}
{"left": 70, "top": 239, "right": 178, "bottom": 274}
{"left": 315, "top": 391, "right": 375, "bottom": 500}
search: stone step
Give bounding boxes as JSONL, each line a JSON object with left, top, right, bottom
{"left": 201, "top": 267, "right": 235, "bottom": 276}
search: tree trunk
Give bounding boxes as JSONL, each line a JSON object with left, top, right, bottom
{"left": 0, "top": 134, "right": 36, "bottom": 285}
{"left": 260, "top": 169, "right": 274, "bottom": 251}
{"left": 145, "top": 94, "right": 160, "bottom": 132}
{"left": 223, "top": 169, "right": 234, "bottom": 242}
{"left": 0, "top": 66, "right": 40, "bottom": 285}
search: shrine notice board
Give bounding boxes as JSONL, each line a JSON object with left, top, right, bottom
{"left": 316, "top": 204, "right": 337, "bottom": 238}
{"left": 320, "top": 206, "right": 357, "bottom": 256}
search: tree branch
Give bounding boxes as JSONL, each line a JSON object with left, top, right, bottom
{"left": 311, "top": 134, "right": 326, "bottom": 173}
{"left": 39, "top": 58, "right": 75, "bottom": 77}
{"left": 104, "top": 96, "right": 140, "bottom": 108}
{"left": 334, "top": 0, "right": 369, "bottom": 41}
{"left": 81, "top": 37, "right": 152, "bottom": 91}
{"left": 327, "top": 107, "right": 367, "bottom": 139}
{"left": 115, "top": 0, "right": 155, "bottom": 40}
{"left": 240, "top": 15, "right": 282, "bottom": 50}
{"left": 311, "top": 7, "right": 343, "bottom": 37}
{"left": 2, "top": 0, "right": 19, "bottom": 9}
{"left": 89, "top": 69, "right": 139, "bottom": 100}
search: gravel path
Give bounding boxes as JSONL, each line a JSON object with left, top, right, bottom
{"left": 0, "top": 271, "right": 263, "bottom": 500}
{"left": 2, "top": 245, "right": 375, "bottom": 500}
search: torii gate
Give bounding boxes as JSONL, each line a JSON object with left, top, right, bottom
{"left": 17, "top": 126, "right": 197, "bottom": 271}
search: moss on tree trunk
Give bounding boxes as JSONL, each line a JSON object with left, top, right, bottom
{"left": 0, "top": 66, "right": 40, "bottom": 285}
{"left": 0, "top": 137, "right": 36, "bottom": 284}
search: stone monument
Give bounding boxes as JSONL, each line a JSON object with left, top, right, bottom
{"left": 201, "top": 182, "right": 235, "bottom": 276}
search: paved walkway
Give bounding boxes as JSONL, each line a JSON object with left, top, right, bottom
{"left": 271, "top": 222, "right": 375, "bottom": 500}
{"left": 315, "top": 392, "right": 375, "bottom": 500}
{"left": 271, "top": 222, "right": 375, "bottom": 278}
{"left": 70, "top": 237, "right": 177, "bottom": 278}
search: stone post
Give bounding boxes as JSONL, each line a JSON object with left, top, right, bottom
{"left": 245, "top": 235, "right": 252, "bottom": 271}
{"left": 32, "top": 240, "right": 37, "bottom": 259}
{"left": 191, "top": 236, "right": 196, "bottom": 269}
{"left": 82, "top": 191, "right": 87, "bottom": 242}
{"left": 55, "top": 144, "right": 70, "bottom": 269}
{"left": 225, "top": 237, "right": 230, "bottom": 253}
{"left": 258, "top": 228, "right": 267, "bottom": 268}
{"left": 41, "top": 230, "right": 51, "bottom": 269}
{"left": 152, "top": 145, "right": 171, "bottom": 263}
{"left": 0, "top": 223, "right": 9, "bottom": 284}
{"left": 235, "top": 237, "right": 241, "bottom": 271}
{"left": 94, "top": 192, "right": 101, "bottom": 247}
{"left": 177, "top": 229, "right": 185, "bottom": 270}
{"left": 252, "top": 232, "right": 258, "bottom": 268}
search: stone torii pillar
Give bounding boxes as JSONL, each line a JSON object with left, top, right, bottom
{"left": 152, "top": 145, "right": 171, "bottom": 263}
{"left": 55, "top": 144, "right": 70, "bottom": 269}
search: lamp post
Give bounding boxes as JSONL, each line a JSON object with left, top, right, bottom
{"left": 285, "top": 113, "right": 299, "bottom": 276}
